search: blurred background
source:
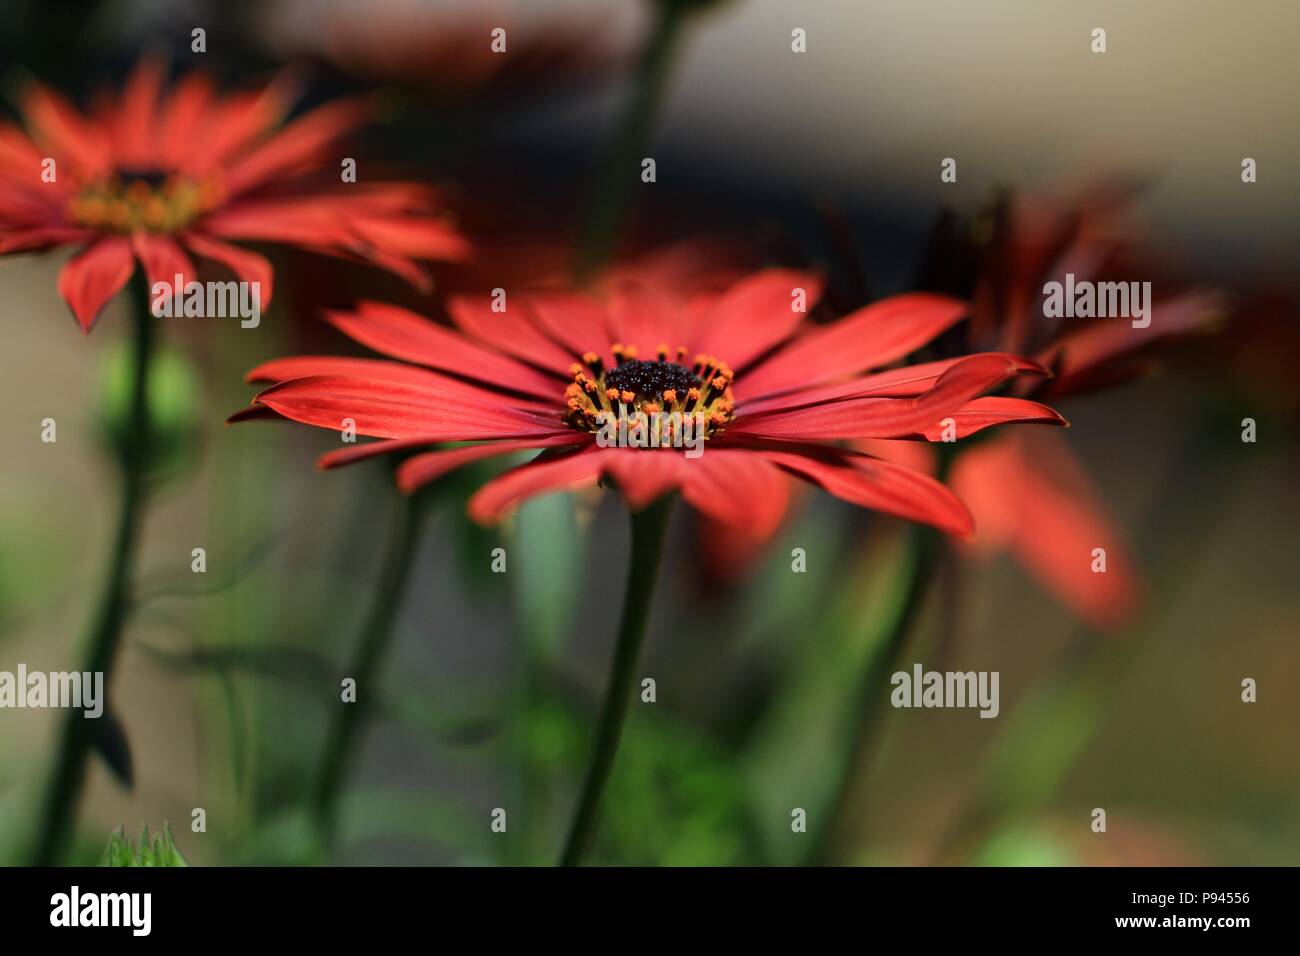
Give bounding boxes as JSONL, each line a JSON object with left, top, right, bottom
{"left": 1, "top": 0, "right": 1297, "bottom": 865}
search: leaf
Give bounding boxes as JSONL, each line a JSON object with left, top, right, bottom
{"left": 90, "top": 710, "right": 133, "bottom": 789}
{"left": 511, "top": 491, "right": 583, "bottom": 657}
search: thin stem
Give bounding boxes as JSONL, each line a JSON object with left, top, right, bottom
{"left": 312, "top": 491, "right": 427, "bottom": 849}
{"left": 809, "top": 523, "right": 943, "bottom": 864}
{"left": 31, "top": 270, "right": 155, "bottom": 866}
{"left": 559, "top": 495, "right": 675, "bottom": 866}
{"left": 927, "top": 423, "right": 1247, "bottom": 863}
{"left": 575, "top": 0, "right": 691, "bottom": 280}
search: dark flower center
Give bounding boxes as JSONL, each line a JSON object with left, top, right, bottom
{"left": 562, "top": 343, "right": 736, "bottom": 447}
{"left": 603, "top": 359, "right": 701, "bottom": 400}
{"left": 115, "top": 166, "right": 171, "bottom": 188}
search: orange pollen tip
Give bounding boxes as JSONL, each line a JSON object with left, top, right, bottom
{"left": 582, "top": 351, "right": 600, "bottom": 365}
{"left": 605, "top": 387, "right": 620, "bottom": 402}
{"left": 623, "top": 345, "right": 638, "bottom": 359}
{"left": 662, "top": 389, "right": 677, "bottom": 403}
{"left": 569, "top": 363, "right": 584, "bottom": 376}
{"left": 643, "top": 402, "right": 661, "bottom": 415}
{"left": 712, "top": 376, "right": 728, "bottom": 390}
{"left": 620, "top": 390, "right": 635, "bottom": 403}
{"left": 70, "top": 170, "right": 219, "bottom": 233}
{"left": 687, "top": 388, "right": 702, "bottom": 402}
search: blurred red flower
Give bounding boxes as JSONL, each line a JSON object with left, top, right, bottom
{"left": 695, "top": 185, "right": 1224, "bottom": 626}
{"left": 0, "top": 59, "right": 468, "bottom": 330}
{"left": 914, "top": 183, "right": 1225, "bottom": 628}
{"left": 234, "top": 270, "right": 1064, "bottom": 532}
{"left": 959, "top": 183, "right": 1223, "bottom": 398}
{"left": 261, "top": 0, "right": 635, "bottom": 100}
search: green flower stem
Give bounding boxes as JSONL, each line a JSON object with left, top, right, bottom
{"left": 31, "top": 271, "right": 156, "bottom": 866}
{"left": 807, "top": 443, "right": 961, "bottom": 865}
{"left": 559, "top": 495, "right": 675, "bottom": 866}
{"left": 576, "top": 0, "right": 692, "bottom": 280}
{"left": 809, "top": 523, "right": 943, "bottom": 864}
{"left": 927, "top": 424, "right": 1248, "bottom": 863}
{"left": 312, "top": 490, "right": 428, "bottom": 849}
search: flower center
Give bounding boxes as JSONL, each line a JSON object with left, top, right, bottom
{"left": 66, "top": 168, "right": 223, "bottom": 233}
{"left": 563, "top": 344, "right": 736, "bottom": 446}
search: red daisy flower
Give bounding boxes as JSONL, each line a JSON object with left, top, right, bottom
{"left": 950, "top": 182, "right": 1224, "bottom": 398}
{"left": 904, "top": 183, "right": 1226, "bottom": 627}
{"left": 233, "top": 269, "right": 1065, "bottom": 534}
{"left": 0, "top": 58, "right": 469, "bottom": 331}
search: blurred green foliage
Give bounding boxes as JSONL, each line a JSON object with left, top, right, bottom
{"left": 99, "top": 823, "right": 188, "bottom": 867}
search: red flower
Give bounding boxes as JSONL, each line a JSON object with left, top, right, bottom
{"left": 909, "top": 184, "right": 1223, "bottom": 627}
{"left": 260, "top": 0, "right": 634, "bottom": 99}
{"left": 0, "top": 59, "right": 469, "bottom": 331}
{"left": 959, "top": 183, "right": 1224, "bottom": 398}
{"left": 233, "top": 270, "right": 1064, "bottom": 534}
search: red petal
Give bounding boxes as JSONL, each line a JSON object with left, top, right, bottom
{"left": 913, "top": 397, "right": 1067, "bottom": 440}
{"left": 203, "top": 79, "right": 294, "bottom": 166}
{"left": 742, "top": 293, "right": 968, "bottom": 399}
{"left": 226, "top": 404, "right": 285, "bottom": 424}
{"left": 603, "top": 448, "right": 690, "bottom": 510}
{"left": 0, "top": 225, "right": 93, "bottom": 254}
{"left": 131, "top": 232, "right": 195, "bottom": 295}
{"left": 950, "top": 432, "right": 1140, "bottom": 628}
{"left": 184, "top": 233, "right": 274, "bottom": 309}
{"left": 603, "top": 281, "right": 683, "bottom": 356}
{"left": 729, "top": 438, "right": 974, "bottom": 536}
{"left": 309, "top": 243, "right": 433, "bottom": 292}
{"left": 317, "top": 435, "right": 445, "bottom": 469}
{"left": 58, "top": 237, "right": 136, "bottom": 331}
{"left": 852, "top": 438, "right": 938, "bottom": 475}
{"left": 0, "top": 124, "right": 51, "bottom": 185}
{"left": 395, "top": 435, "right": 586, "bottom": 493}
{"left": 679, "top": 450, "right": 791, "bottom": 536}
{"left": 740, "top": 353, "right": 1046, "bottom": 414}
{"left": 251, "top": 374, "right": 562, "bottom": 440}
{"left": 520, "top": 291, "right": 611, "bottom": 361}
{"left": 468, "top": 445, "right": 608, "bottom": 524}
{"left": 446, "top": 294, "right": 575, "bottom": 372}
{"left": 113, "top": 58, "right": 165, "bottom": 167}
{"left": 324, "top": 302, "right": 561, "bottom": 399}
{"left": 347, "top": 214, "right": 471, "bottom": 263}
{"left": 732, "top": 353, "right": 1030, "bottom": 440}
{"left": 158, "top": 73, "right": 215, "bottom": 168}
{"left": 223, "top": 98, "right": 369, "bottom": 195}
{"left": 20, "top": 84, "right": 109, "bottom": 175}
{"left": 1039, "top": 291, "right": 1225, "bottom": 396}
{"left": 690, "top": 269, "right": 825, "bottom": 369}
{"left": 244, "top": 355, "right": 549, "bottom": 413}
